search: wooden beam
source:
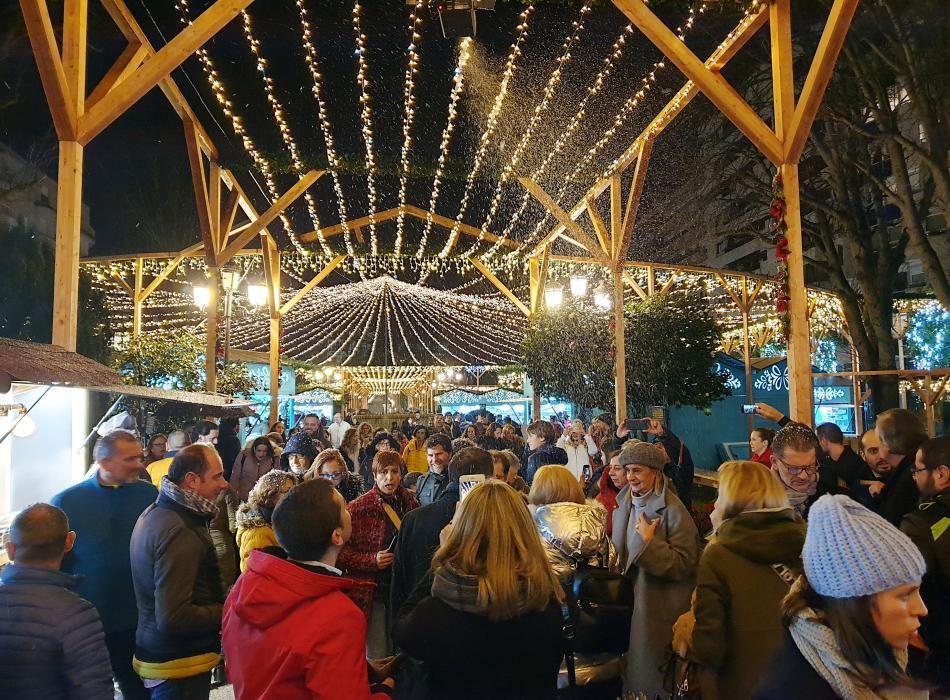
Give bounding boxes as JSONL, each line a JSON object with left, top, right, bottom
{"left": 19, "top": 0, "right": 77, "bottom": 140}
{"left": 205, "top": 269, "right": 218, "bottom": 393}
{"left": 79, "top": 0, "right": 254, "bottom": 145}
{"left": 715, "top": 273, "right": 743, "bottom": 309}
{"left": 623, "top": 273, "right": 649, "bottom": 301}
{"left": 260, "top": 234, "right": 281, "bottom": 319}
{"left": 784, "top": 0, "right": 859, "bottom": 163}
{"left": 86, "top": 41, "right": 147, "bottom": 111}
{"left": 51, "top": 142, "right": 84, "bottom": 350}
{"left": 616, "top": 138, "right": 654, "bottom": 266}
{"left": 62, "top": 0, "right": 87, "bottom": 120}
{"left": 279, "top": 254, "right": 346, "bottom": 316}
{"left": 302, "top": 207, "right": 402, "bottom": 241}
{"left": 219, "top": 187, "right": 241, "bottom": 252}
{"left": 527, "top": 200, "right": 589, "bottom": 260}
{"left": 352, "top": 225, "right": 365, "bottom": 245}
{"left": 469, "top": 258, "right": 531, "bottom": 317}
{"left": 612, "top": 270, "right": 628, "bottom": 423}
{"left": 209, "top": 161, "right": 222, "bottom": 244}
{"left": 519, "top": 178, "right": 612, "bottom": 266}
{"left": 138, "top": 244, "right": 204, "bottom": 301}
{"left": 183, "top": 119, "right": 216, "bottom": 265}
{"left": 537, "top": 247, "right": 550, "bottom": 314}
{"left": 529, "top": 257, "right": 541, "bottom": 314}
{"left": 659, "top": 272, "right": 678, "bottom": 296}
{"left": 611, "top": 0, "right": 782, "bottom": 164}
{"left": 610, "top": 175, "right": 622, "bottom": 260}
{"left": 268, "top": 316, "right": 280, "bottom": 425}
{"left": 111, "top": 272, "right": 134, "bottom": 297}
{"left": 98, "top": 0, "right": 218, "bottom": 159}
{"left": 403, "top": 205, "right": 519, "bottom": 250}
{"left": 218, "top": 170, "right": 323, "bottom": 264}
{"left": 586, "top": 196, "right": 611, "bottom": 257}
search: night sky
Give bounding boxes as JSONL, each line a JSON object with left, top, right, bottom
{"left": 1, "top": 0, "right": 766, "bottom": 275}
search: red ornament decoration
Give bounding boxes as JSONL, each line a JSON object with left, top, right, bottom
{"left": 768, "top": 172, "right": 791, "bottom": 339}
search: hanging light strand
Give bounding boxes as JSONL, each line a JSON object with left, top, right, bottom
{"left": 416, "top": 38, "right": 474, "bottom": 259}
{"left": 429, "top": 5, "right": 535, "bottom": 268}
{"left": 240, "top": 9, "right": 321, "bottom": 256}
{"left": 394, "top": 0, "right": 426, "bottom": 256}
{"left": 465, "top": 2, "right": 594, "bottom": 260}
{"left": 492, "top": 23, "right": 635, "bottom": 256}
{"left": 174, "top": 0, "right": 296, "bottom": 242}
{"left": 352, "top": 2, "right": 381, "bottom": 255}
{"left": 295, "top": 0, "right": 359, "bottom": 265}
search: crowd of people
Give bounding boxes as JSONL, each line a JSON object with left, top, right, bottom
{"left": 0, "top": 405, "right": 948, "bottom": 700}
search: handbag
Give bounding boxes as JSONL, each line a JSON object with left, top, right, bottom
{"left": 567, "top": 562, "right": 634, "bottom": 654}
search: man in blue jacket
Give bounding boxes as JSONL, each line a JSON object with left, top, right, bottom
{"left": 52, "top": 430, "right": 158, "bottom": 700}
{"left": 0, "top": 502, "right": 113, "bottom": 699}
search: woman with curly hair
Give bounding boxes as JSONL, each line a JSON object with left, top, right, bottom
{"left": 235, "top": 470, "right": 295, "bottom": 572}
{"left": 305, "top": 449, "right": 365, "bottom": 503}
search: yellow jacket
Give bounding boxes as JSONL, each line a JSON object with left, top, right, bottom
{"left": 236, "top": 525, "right": 279, "bottom": 573}
{"left": 402, "top": 440, "right": 428, "bottom": 473}
{"left": 146, "top": 457, "right": 173, "bottom": 486}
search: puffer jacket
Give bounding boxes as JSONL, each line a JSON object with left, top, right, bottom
{"left": 690, "top": 508, "right": 806, "bottom": 700}
{"left": 534, "top": 502, "right": 614, "bottom": 583}
{"left": 0, "top": 565, "right": 113, "bottom": 700}
{"left": 235, "top": 503, "right": 279, "bottom": 573}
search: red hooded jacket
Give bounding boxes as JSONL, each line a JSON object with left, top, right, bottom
{"left": 222, "top": 549, "right": 388, "bottom": 700}
{"left": 595, "top": 467, "right": 622, "bottom": 537}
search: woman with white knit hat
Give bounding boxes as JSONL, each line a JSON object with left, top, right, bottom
{"left": 755, "top": 494, "right": 929, "bottom": 699}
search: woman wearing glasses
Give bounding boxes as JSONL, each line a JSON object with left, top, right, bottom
{"left": 611, "top": 440, "right": 699, "bottom": 698}
{"left": 305, "top": 448, "right": 365, "bottom": 503}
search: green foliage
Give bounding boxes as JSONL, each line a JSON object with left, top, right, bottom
{"left": 624, "top": 294, "right": 730, "bottom": 412}
{"left": 522, "top": 297, "right": 615, "bottom": 410}
{"left": 112, "top": 329, "right": 205, "bottom": 390}
{"left": 522, "top": 293, "right": 729, "bottom": 415}
{"left": 217, "top": 362, "right": 260, "bottom": 399}
{"left": 0, "top": 225, "right": 112, "bottom": 362}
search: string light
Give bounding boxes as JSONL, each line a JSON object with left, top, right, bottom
{"left": 465, "top": 2, "right": 594, "bottom": 261}
{"left": 353, "top": 2, "right": 381, "bottom": 255}
{"left": 241, "top": 8, "right": 320, "bottom": 256}
{"left": 494, "top": 23, "right": 636, "bottom": 253}
{"left": 429, "top": 5, "right": 535, "bottom": 269}
{"left": 416, "top": 38, "right": 473, "bottom": 259}
{"left": 295, "top": 0, "right": 359, "bottom": 265}
{"left": 174, "top": 0, "right": 297, "bottom": 243}
{"left": 394, "top": 0, "right": 426, "bottom": 256}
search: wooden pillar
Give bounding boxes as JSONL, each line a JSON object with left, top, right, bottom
{"left": 741, "top": 279, "right": 754, "bottom": 434}
{"left": 205, "top": 268, "right": 218, "bottom": 393}
{"left": 850, "top": 344, "right": 863, "bottom": 435}
{"left": 132, "top": 257, "right": 144, "bottom": 337}
{"left": 771, "top": 0, "right": 812, "bottom": 422}
{"left": 612, "top": 270, "right": 627, "bottom": 424}
{"left": 269, "top": 315, "right": 280, "bottom": 424}
{"left": 52, "top": 141, "right": 84, "bottom": 350}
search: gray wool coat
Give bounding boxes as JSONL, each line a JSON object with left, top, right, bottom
{"left": 612, "top": 475, "right": 699, "bottom": 699}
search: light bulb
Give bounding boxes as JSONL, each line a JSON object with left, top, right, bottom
{"left": 12, "top": 413, "right": 35, "bottom": 438}
{"left": 570, "top": 275, "right": 588, "bottom": 297}
{"left": 437, "top": 371, "right": 446, "bottom": 381}
{"left": 192, "top": 286, "right": 211, "bottom": 308}
{"left": 594, "top": 281, "right": 611, "bottom": 310}
{"left": 544, "top": 286, "right": 563, "bottom": 308}
{"left": 246, "top": 284, "right": 268, "bottom": 307}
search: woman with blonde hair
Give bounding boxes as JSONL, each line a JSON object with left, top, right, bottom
{"left": 528, "top": 464, "right": 585, "bottom": 513}
{"left": 234, "top": 469, "right": 295, "bottom": 572}
{"left": 304, "top": 448, "right": 364, "bottom": 503}
{"left": 687, "top": 460, "right": 805, "bottom": 699}
{"left": 393, "top": 480, "right": 565, "bottom": 699}
{"left": 357, "top": 421, "right": 374, "bottom": 449}
{"left": 339, "top": 426, "right": 364, "bottom": 474}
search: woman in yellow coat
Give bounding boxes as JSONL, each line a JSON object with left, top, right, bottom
{"left": 402, "top": 426, "right": 429, "bottom": 473}
{"left": 235, "top": 469, "right": 295, "bottom": 572}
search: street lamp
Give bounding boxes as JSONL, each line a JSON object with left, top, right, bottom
{"left": 437, "top": 370, "right": 447, "bottom": 381}
{"left": 192, "top": 285, "right": 211, "bottom": 308}
{"left": 544, "top": 285, "right": 563, "bottom": 308}
{"left": 593, "top": 281, "right": 612, "bottom": 310}
{"left": 246, "top": 283, "right": 268, "bottom": 307}
{"left": 454, "top": 370, "right": 463, "bottom": 381}
{"left": 570, "top": 275, "right": 588, "bottom": 297}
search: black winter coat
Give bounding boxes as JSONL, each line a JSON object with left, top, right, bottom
{"left": 525, "top": 444, "right": 569, "bottom": 483}
{"left": 390, "top": 486, "right": 458, "bottom": 618}
{"left": 393, "top": 572, "right": 564, "bottom": 700}
{"left": 0, "top": 565, "right": 113, "bottom": 700}
{"left": 130, "top": 493, "right": 224, "bottom": 665}
{"left": 753, "top": 632, "right": 838, "bottom": 700}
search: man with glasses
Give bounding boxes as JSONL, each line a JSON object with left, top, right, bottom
{"left": 901, "top": 435, "right": 950, "bottom": 693}
{"left": 312, "top": 449, "right": 365, "bottom": 503}
{"left": 769, "top": 423, "right": 842, "bottom": 519}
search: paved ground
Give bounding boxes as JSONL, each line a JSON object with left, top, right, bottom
{"left": 211, "top": 685, "right": 235, "bottom": 700}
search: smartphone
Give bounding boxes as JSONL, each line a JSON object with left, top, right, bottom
{"left": 741, "top": 404, "right": 758, "bottom": 415}
{"left": 625, "top": 418, "right": 651, "bottom": 432}
{"left": 385, "top": 533, "right": 398, "bottom": 553}
{"left": 582, "top": 464, "right": 592, "bottom": 483}
{"left": 459, "top": 473, "right": 486, "bottom": 502}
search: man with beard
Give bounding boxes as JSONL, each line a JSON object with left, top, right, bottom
{"left": 901, "top": 436, "right": 950, "bottom": 693}
{"left": 855, "top": 416, "right": 921, "bottom": 526}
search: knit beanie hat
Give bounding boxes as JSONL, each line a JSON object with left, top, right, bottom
{"left": 618, "top": 440, "right": 665, "bottom": 471}
{"left": 283, "top": 431, "right": 317, "bottom": 460}
{"left": 803, "top": 494, "right": 926, "bottom": 598}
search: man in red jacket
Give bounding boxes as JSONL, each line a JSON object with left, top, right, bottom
{"left": 222, "top": 479, "right": 394, "bottom": 699}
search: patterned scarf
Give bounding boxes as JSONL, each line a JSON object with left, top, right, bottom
{"left": 160, "top": 476, "right": 218, "bottom": 518}
{"left": 789, "top": 608, "right": 927, "bottom": 700}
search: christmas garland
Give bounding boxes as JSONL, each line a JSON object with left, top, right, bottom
{"left": 769, "top": 172, "right": 791, "bottom": 339}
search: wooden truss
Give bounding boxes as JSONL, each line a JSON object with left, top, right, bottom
{"left": 22, "top": 0, "right": 858, "bottom": 424}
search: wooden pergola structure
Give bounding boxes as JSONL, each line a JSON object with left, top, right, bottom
{"left": 20, "top": 0, "right": 858, "bottom": 425}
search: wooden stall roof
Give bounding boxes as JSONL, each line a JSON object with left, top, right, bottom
{"left": 0, "top": 338, "right": 124, "bottom": 387}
